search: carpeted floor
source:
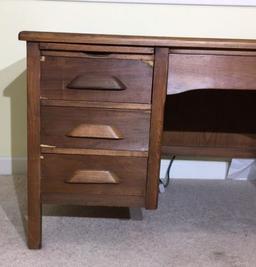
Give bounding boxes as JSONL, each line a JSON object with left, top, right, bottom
{"left": 1, "top": 175, "right": 256, "bottom": 267}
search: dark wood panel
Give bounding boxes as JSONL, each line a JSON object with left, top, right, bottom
{"left": 41, "top": 147, "right": 148, "bottom": 158}
{"left": 170, "top": 48, "right": 256, "bottom": 56}
{"left": 168, "top": 54, "right": 256, "bottom": 94}
{"left": 41, "top": 99, "right": 151, "bottom": 111}
{"left": 164, "top": 90, "right": 256, "bottom": 133}
{"left": 41, "top": 106, "right": 150, "bottom": 151}
{"left": 41, "top": 56, "right": 153, "bottom": 103}
{"left": 40, "top": 42, "right": 154, "bottom": 54}
{"left": 41, "top": 154, "right": 147, "bottom": 198}
{"left": 42, "top": 193, "right": 144, "bottom": 207}
{"left": 161, "top": 144, "right": 256, "bottom": 158}
{"left": 163, "top": 131, "right": 256, "bottom": 150}
{"left": 146, "top": 47, "right": 169, "bottom": 209}
{"left": 41, "top": 50, "right": 153, "bottom": 61}
{"left": 19, "top": 31, "right": 256, "bottom": 50}
{"left": 162, "top": 131, "right": 256, "bottom": 158}
{"left": 27, "top": 42, "right": 42, "bottom": 249}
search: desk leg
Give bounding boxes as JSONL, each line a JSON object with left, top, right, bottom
{"left": 27, "top": 42, "right": 42, "bottom": 249}
{"left": 146, "top": 47, "right": 169, "bottom": 209}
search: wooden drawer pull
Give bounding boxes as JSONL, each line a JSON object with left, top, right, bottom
{"left": 66, "top": 170, "right": 119, "bottom": 184}
{"left": 67, "top": 74, "right": 126, "bottom": 91}
{"left": 67, "top": 124, "right": 123, "bottom": 139}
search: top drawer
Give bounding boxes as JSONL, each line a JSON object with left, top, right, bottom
{"left": 40, "top": 45, "right": 154, "bottom": 103}
{"left": 168, "top": 50, "right": 256, "bottom": 95}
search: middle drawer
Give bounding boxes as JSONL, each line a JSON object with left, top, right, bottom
{"left": 41, "top": 106, "right": 150, "bottom": 151}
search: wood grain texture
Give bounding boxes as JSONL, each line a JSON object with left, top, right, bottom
{"left": 162, "top": 131, "right": 256, "bottom": 152}
{"left": 41, "top": 50, "right": 153, "bottom": 61}
{"left": 41, "top": 106, "right": 150, "bottom": 151}
{"left": 146, "top": 47, "right": 169, "bottom": 209}
{"left": 27, "top": 42, "right": 42, "bottom": 249}
{"left": 67, "top": 74, "right": 126, "bottom": 91}
{"left": 170, "top": 48, "right": 256, "bottom": 56}
{"left": 41, "top": 99, "right": 151, "bottom": 111}
{"left": 41, "top": 56, "right": 153, "bottom": 103}
{"left": 41, "top": 147, "right": 148, "bottom": 158}
{"left": 66, "top": 170, "right": 120, "bottom": 184}
{"left": 19, "top": 31, "right": 256, "bottom": 50}
{"left": 40, "top": 42, "right": 154, "bottom": 54}
{"left": 161, "top": 144, "right": 256, "bottom": 158}
{"left": 41, "top": 154, "right": 147, "bottom": 197}
{"left": 168, "top": 53, "right": 256, "bottom": 94}
{"left": 67, "top": 124, "right": 123, "bottom": 139}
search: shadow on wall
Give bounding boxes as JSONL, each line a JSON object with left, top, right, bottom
{"left": 0, "top": 60, "right": 27, "bottom": 242}
{"left": 1, "top": 59, "right": 27, "bottom": 174}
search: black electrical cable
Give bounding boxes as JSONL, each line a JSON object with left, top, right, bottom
{"left": 160, "top": 155, "right": 176, "bottom": 188}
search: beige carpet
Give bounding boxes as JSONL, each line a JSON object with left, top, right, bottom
{"left": 1, "top": 175, "right": 256, "bottom": 267}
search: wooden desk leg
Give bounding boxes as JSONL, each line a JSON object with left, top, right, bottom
{"left": 146, "top": 47, "right": 169, "bottom": 210}
{"left": 27, "top": 42, "right": 42, "bottom": 249}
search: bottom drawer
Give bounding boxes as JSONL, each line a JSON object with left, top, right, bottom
{"left": 41, "top": 154, "right": 147, "bottom": 203}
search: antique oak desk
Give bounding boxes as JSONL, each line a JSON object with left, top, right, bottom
{"left": 19, "top": 31, "right": 256, "bottom": 249}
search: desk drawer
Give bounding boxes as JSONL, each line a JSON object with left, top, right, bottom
{"left": 168, "top": 52, "right": 256, "bottom": 94}
{"left": 41, "top": 154, "right": 147, "bottom": 197}
{"left": 41, "top": 53, "right": 153, "bottom": 103}
{"left": 41, "top": 106, "right": 150, "bottom": 151}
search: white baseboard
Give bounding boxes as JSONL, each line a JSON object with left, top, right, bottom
{"left": 0, "top": 157, "right": 27, "bottom": 175}
{"left": 0, "top": 156, "right": 229, "bottom": 179}
{"left": 160, "top": 159, "right": 229, "bottom": 180}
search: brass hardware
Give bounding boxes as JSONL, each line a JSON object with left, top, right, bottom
{"left": 40, "top": 156, "right": 44, "bottom": 160}
{"left": 40, "top": 56, "right": 46, "bottom": 62}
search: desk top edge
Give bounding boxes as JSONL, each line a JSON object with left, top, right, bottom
{"left": 19, "top": 31, "right": 256, "bottom": 50}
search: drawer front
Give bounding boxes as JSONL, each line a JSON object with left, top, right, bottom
{"left": 168, "top": 53, "right": 256, "bottom": 95}
{"left": 41, "top": 106, "right": 150, "bottom": 151}
{"left": 41, "top": 54, "right": 153, "bottom": 103}
{"left": 41, "top": 154, "right": 147, "bottom": 197}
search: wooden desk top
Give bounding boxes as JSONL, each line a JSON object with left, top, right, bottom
{"left": 19, "top": 31, "right": 256, "bottom": 50}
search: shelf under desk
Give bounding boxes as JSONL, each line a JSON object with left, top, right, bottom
{"left": 162, "top": 90, "right": 256, "bottom": 158}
